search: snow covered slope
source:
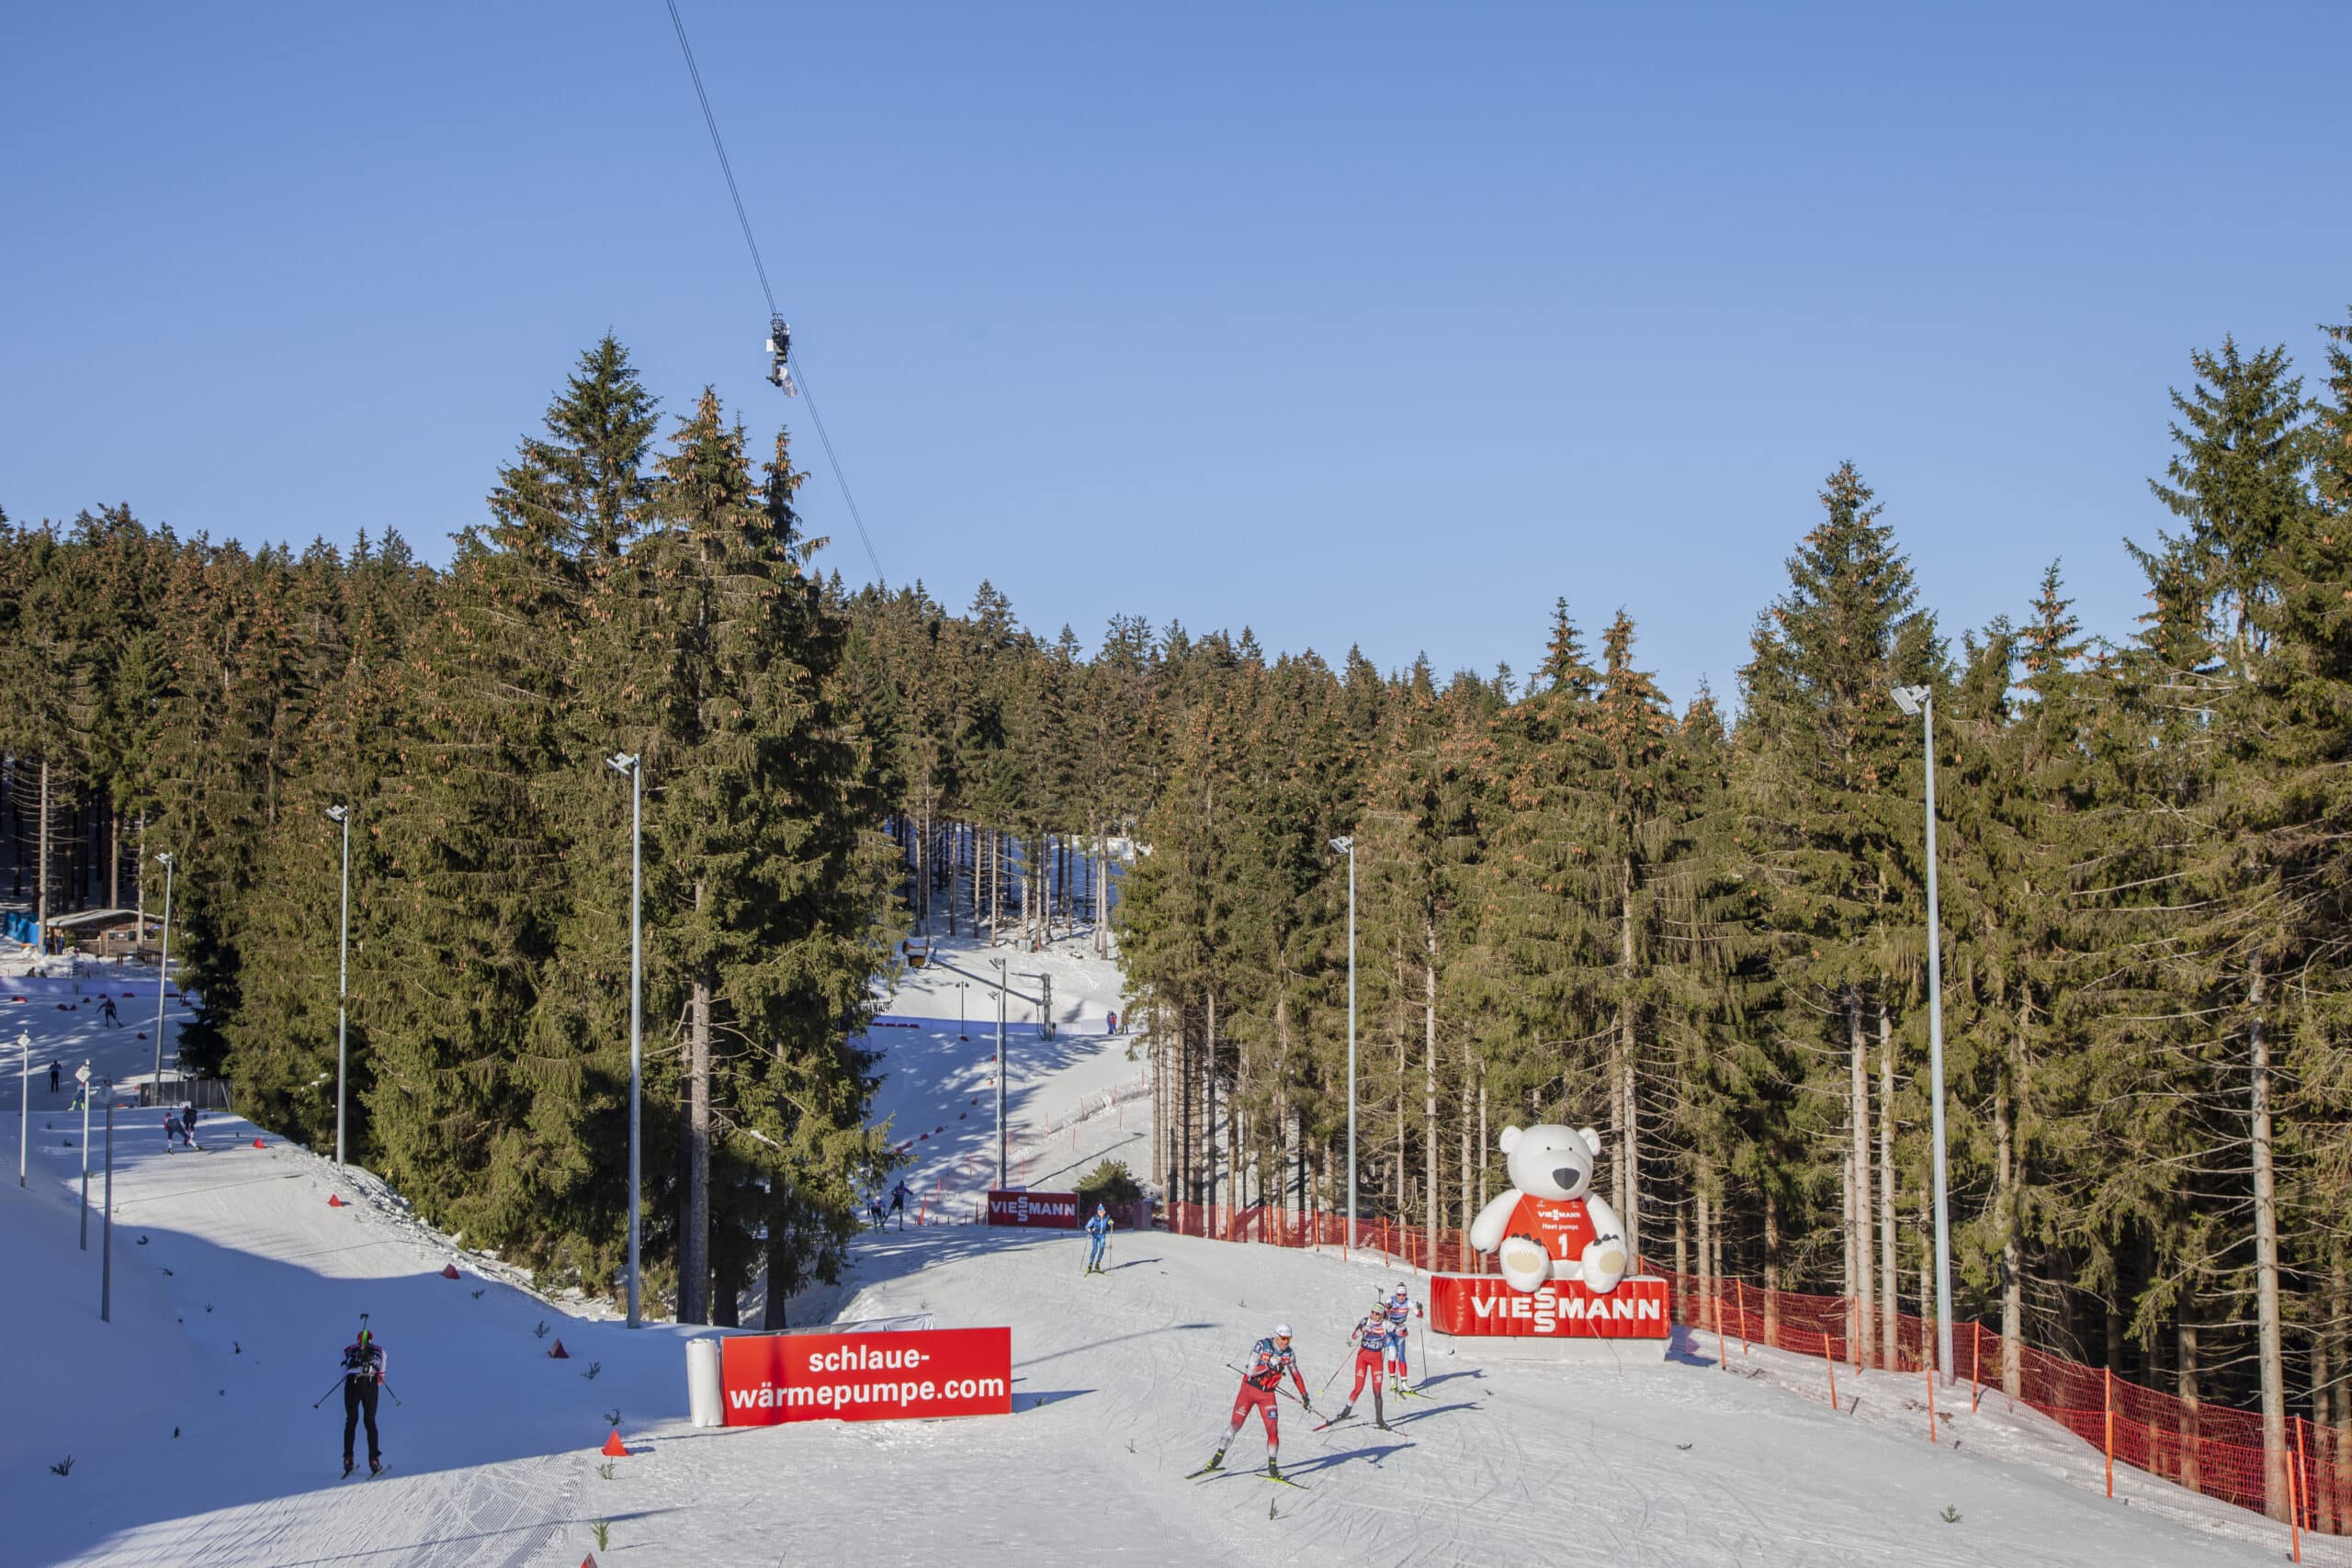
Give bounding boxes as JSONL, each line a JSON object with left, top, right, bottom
{"left": 4, "top": 964, "right": 2340, "bottom": 1566}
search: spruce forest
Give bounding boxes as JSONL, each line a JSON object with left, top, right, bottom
{"left": 7, "top": 319, "right": 2352, "bottom": 1459}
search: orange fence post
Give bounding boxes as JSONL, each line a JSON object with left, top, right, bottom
{"left": 2296, "top": 1416, "right": 2312, "bottom": 1545}
{"left": 1716, "top": 1296, "right": 1727, "bottom": 1371}
{"left": 2104, "top": 1368, "right": 2115, "bottom": 1500}
{"left": 2287, "top": 1424, "right": 2302, "bottom": 1563}
{"left": 1736, "top": 1280, "right": 1749, "bottom": 1355}
{"left": 1926, "top": 1354, "right": 1937, "bottom": 1443}
{"left": 1823, "top": 1332, "right": 1839, "bottom": 1413}
{"left": 1970, "top": 1328, "right": 1981, "bottom": 1413}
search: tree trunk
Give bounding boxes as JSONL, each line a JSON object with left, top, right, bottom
{"left": 109, "top": 810, "right": 120, "bottom": 910}
{"left": 1204, "top": 994, "right": 1218, "bottom": 1216}
{"left": 1996, "top": 1045, "right": 2024, "bottom": 1398}
{"left": 1698, "top": 1185, "right": 1714, "bottom": 1332}
{"left": 2179, "top": 1316, "right": 2201, "bottom": 1491}
{"left": 682, "top": 884, "right": 714, "bottom": 1325}
{"left": 763, "top": 1184, "right": 794, "bottom": 1330}
{"left": 1618, "top": 865, "right": 1641, "bottom": 1264}
{"left": 1848, "top": 987, "right": 1871, "bottom": 1369}
{"left": 1764, "top": 1187, "right": 1782, "bottom": 1346}
{"left": 1878, "top": 1002, "right": 1897, "bottom": 1371}
{"left": 36, "top": 759, "right": 50, "bottom": 947}
{"left": 1424, "top": 907, "right": 1439, "bottom": 1269}
{"left": 1674, "top": 1199, "right": 1690, "bottom": 1325}
{"left": 2251, "top": 957, "right": 2288, "bottom": 1520}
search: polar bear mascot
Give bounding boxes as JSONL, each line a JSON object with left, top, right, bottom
{"left": 1467, "top": 1123, "right": 1630, "bottom": 1294}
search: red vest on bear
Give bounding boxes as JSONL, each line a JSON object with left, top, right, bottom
{"left": 1502, "top": 1192, "right": 1599, "bottom": 1262}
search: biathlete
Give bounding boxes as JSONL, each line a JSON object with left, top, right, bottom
{"left": 1324, "top": 1294, "right": 1394, "bottom": 1430}
{"left": 1083, "top": 1203, "right": 1114, "bottom": 1274}
{"left": 336, "top": 1325, "right": 388, "bottom": 1477}
{"left": 1199, "top": 1325, "right": 1309, "bottom": 1480}
{"left": 1385, "top": 1282, "right": 1421, "bottom": 1393}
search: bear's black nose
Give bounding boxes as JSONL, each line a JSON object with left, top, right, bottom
{"left": 1552, "top": 1168, "right": 1578, "bottom": 1190}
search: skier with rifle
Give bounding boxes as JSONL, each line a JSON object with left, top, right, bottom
{"left": 1194, "top": 1324, "right": 1309, "bottom": 1483}
{"left": 335, "top": 1321, "right": 388, "bottom": 1476}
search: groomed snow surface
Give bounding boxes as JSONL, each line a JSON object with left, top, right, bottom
{"left": 3, "top": 952, "right": 2341, "bottom": 1566}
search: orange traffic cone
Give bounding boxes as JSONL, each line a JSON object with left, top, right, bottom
{"left": 548, "top": 1338, "right": 571, "bottom": 1359}
{"left": 601, "top": 1430, "right": 628, "bottom": 1458}
{"left": 252, "top": 1136, "right": 266, "bottom": 1148}
{"left": 328, "top": 1195, "right": 345, "bottom": 1208}
{"left": 582, "top": 1555, "right": 599, "bottom": 1568}
{"left": 440, "top": 1262, "right": 461, "bottom": 1280}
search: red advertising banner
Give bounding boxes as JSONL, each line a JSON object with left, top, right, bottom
{"left": 986, "top": 1190, "right": 1080, "bottom": 1228}
{"left": 1430, "top": 1274, "right": 1672, "bottom": 1339}
{"left": 720, "top": 1327, "right": 1012, "bottom": 1426}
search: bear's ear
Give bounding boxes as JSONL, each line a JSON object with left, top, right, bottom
{"left": 1577, "top": 1127, "right": 1601, "bottom": 1159}
{"left": 1499, "top": 1125, "right": 1522, "bottom": 1155}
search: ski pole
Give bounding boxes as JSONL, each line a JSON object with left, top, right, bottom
{"left": 311, "top": 1377, "right": 345, "bottom": 1408}
{"left": 380, "top": 1381, "right": 403, "bottom": 1408}
{"left": 1316, "top": 1351, "right": 1349, "bottom": 1402}
{"left": 1225, "top": 1364, "right": 1309, "bottom": 1410}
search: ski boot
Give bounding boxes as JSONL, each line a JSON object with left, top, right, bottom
{"left": 1196, "top": 1446, "right": 1226, "bottom": 1476}
{"left": 341, "top": 1459, "right": 355, "bottom": 1479}
{"left": 1330, "top": 1403, "right": 1352, "bottom": 1423}
{"left": 368, "top": 1458, "right": 383, "bottom": 1476}
{"left": 1266, "top": 1457, "right": 1283, "bottom": 1481}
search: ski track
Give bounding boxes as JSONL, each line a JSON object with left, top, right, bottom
{"left": 11, "top": 957, "right": 2352, "bottom": 1565}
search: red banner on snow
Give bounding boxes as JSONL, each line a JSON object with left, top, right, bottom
{"left": 986, "top": 1190, "right": 1080, "bottom": 1228}
{"left": 720, "top": 1326, "right": 1012, "bottom": 1426}
{"left": 1430, "top": 1274, "right": 1672, "bottom": 1338}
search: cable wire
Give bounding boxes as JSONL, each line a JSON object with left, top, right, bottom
{"left": 661, "top": 0, "right": 886, "bottom": 582}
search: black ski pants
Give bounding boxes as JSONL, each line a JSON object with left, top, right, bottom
{"left": 343, "top": 1378, "right": 381, "bottom": 1463}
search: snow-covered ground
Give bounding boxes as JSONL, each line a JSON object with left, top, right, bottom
{"left": 4, "top": 956, "right": 2342, "bottom": 1566}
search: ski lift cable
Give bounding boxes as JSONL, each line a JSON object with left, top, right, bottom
{"left": 660, "top": 0, "right": 886, "bottom": 584}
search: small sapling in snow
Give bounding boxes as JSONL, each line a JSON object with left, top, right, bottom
{"left": 582, "top": 1360, "right": 602, "bottom": 1381}
{"left": 1940, "top": 1506, "right": 1961, "bottom": 1524}
{"left": 51, "top": 1456, "right": 74, "bottom": 1476}
{"left": 596, "top": 1460, "right": 616, "bottom": 1482}
{"left": 471, "top": 1288, "right": 485, "bottom": 1299}
{"left": 602, "top": 1406, "right": 622, "bottom": 1427}
{"left": 593, "top": 1519, "right": 611, "bottom": 1551}
{"left": 533, "top": 1320, "right": 550, "bottom": 1339}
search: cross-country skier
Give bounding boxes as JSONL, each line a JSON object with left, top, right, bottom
{"left": 1199, "top": 1325, "right": 1309, "bottom": 1480}
{"left": 337, "top": 1325, "right": 388, "bottom": 1477}
{"left": 99, "top": 996, "right": 119, "bottom": 1026}
{"left": 163, "top": 1108, "right": 190, "bottom": 1152}
{"left": 180, "top": 1101, "right": 201, "bottom": 1151}
{"left": 867, "top": 1192, "right": 886, "bottom": 1230}
{"left": 1083, "top": 1203, "right": 1114, "bottom": 1273}
{"left": 48, "top": 1060, "right": 61, "bottom": 1093}
{"left": 888, "top": 1179, "right": 912, "bottom": 1230}
{"left": 1326, "top": 1294, "right": 1394, "bottom": 1430}
{"left": 1385, "top": 1283, "right": 1421, "bottom": 1393}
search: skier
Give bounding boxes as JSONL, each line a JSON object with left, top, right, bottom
{"left": 888, "top": 1179, "right": 912, "bottom": 1231}
{"left": 1325, "top": 1294, "right": 1395, "bottom": 1430}
{"left": 48, "top": 1060, "right": 61, "bottom": 1093}
{"left": 337, "top": 1325, "right": 387, "bottom": 1476}
{"left": 180, "top": 1101, "right": 202, "bottom": 1150}
{"left": 1105, "top": 1010, "right": 1118, "bottom": 1036}
{"left": 1083, "top": 1203, "right": 1114, "bottom": 1273}
{"left": 867, "top": 1192, "right": 887, "bottom": 1230}
{"left": 1198, "top": 1324, "right": 1309, "bottom": 1480}
{"left": 99, "top": 995, "right": 119, "bottom": 1027}
{"left": 162, "top": 1108, "right": 186, "bottom": 1153}
{"left": 1384, "top": 1283, "right": 1421, "bottom": 1393}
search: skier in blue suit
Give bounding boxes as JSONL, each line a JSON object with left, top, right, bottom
{"left": 1083, "top": 1203, "right": 1114, "bottom": 1274}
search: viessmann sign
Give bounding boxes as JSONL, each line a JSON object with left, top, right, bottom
{"left": 720, "top": 1327, "right": 1012, "bottom": 1426}
{"left": 1429, "top": 1275, "right": 1672, "bottom": 1339}
{"left": 986, "top": 1190, "right": 1080, "bottom": 1228}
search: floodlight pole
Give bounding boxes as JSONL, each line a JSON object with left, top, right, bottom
{"left": 327, "top": 806, "right": 352, "bottom": 1167}
{"left": 607, "top": 754, "right": 644, "bottom": 1329}
{"left": 16, "top": 1028, "right": 28, "bottom": 1189}
{"left": 78, "top": 1061, "right": 93, "bottom": 1248}
{"left": 1331, "top": 836, "right": 1357, "bottom": 1251}
{"left": 990, "top": 957, "right": 1009, "bottom": 1188}
{"left": 1894, "top": 684, "right": 1955, "bottom": 1383}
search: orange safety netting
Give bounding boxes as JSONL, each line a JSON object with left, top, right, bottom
{"left": 1155, "top": 1199, "right": 2343, "bottom": 1539}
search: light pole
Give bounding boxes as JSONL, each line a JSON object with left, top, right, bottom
{"left": 956, "top": 981, "right": 968, "bottom": 1042}
{"left": 1329, "top": 836, "right": 1357, "bottom": 1251}
{"left": 77, "top": 1060, "right": 92, "bottom": 1248}
{"left": 1893, "top": 683, "right": 1954, "bottom": 1382}
{"left": 989, "top": 957, "right": 1009, "bottom": 1189}
{"left": 151, "top": 852, "right": 175, "bottom": 1108}
{"left": 100, "top": 1077, "right": 117, "bottom": 1324}
{"left": 16, "top": 1028, "right": 28, "bottom": 1189}
{"left": 606, "top": 753, "right": 644, "bottom": 1329}
{"left": 326, "top": 805, "right": 352, "bottom": 1167}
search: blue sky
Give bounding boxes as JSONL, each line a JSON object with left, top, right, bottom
{"left": 6, "top": 2, "right": 2348, "bottom": 705}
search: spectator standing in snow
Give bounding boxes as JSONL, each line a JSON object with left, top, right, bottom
{"left": 49, "top": 1060, "right": 62, "bottom": 1093}
{"left": 337, "top": 1327, "right": 388, "bottom": 1476}
{"left": 1105, "top": 1010, "right": 1118, "bottom": 1035}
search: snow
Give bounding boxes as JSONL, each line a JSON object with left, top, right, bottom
{"left": 4, "top": 960, "right": 2344, "bottom": 1566}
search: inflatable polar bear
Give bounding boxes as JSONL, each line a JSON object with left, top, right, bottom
{"left": 1467, "top": 1123, "right": 1630, "bottom": 1294}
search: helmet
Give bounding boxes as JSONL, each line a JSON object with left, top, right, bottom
{"left": 1272, "top": 1323, "right": 1294, "bottom": 1340}
{"left": 356, "top": 1328, "right": 372, "bottom": 1348}
{"left": 1096, "top": 1203, "right": 1107, "bottom": 1214}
